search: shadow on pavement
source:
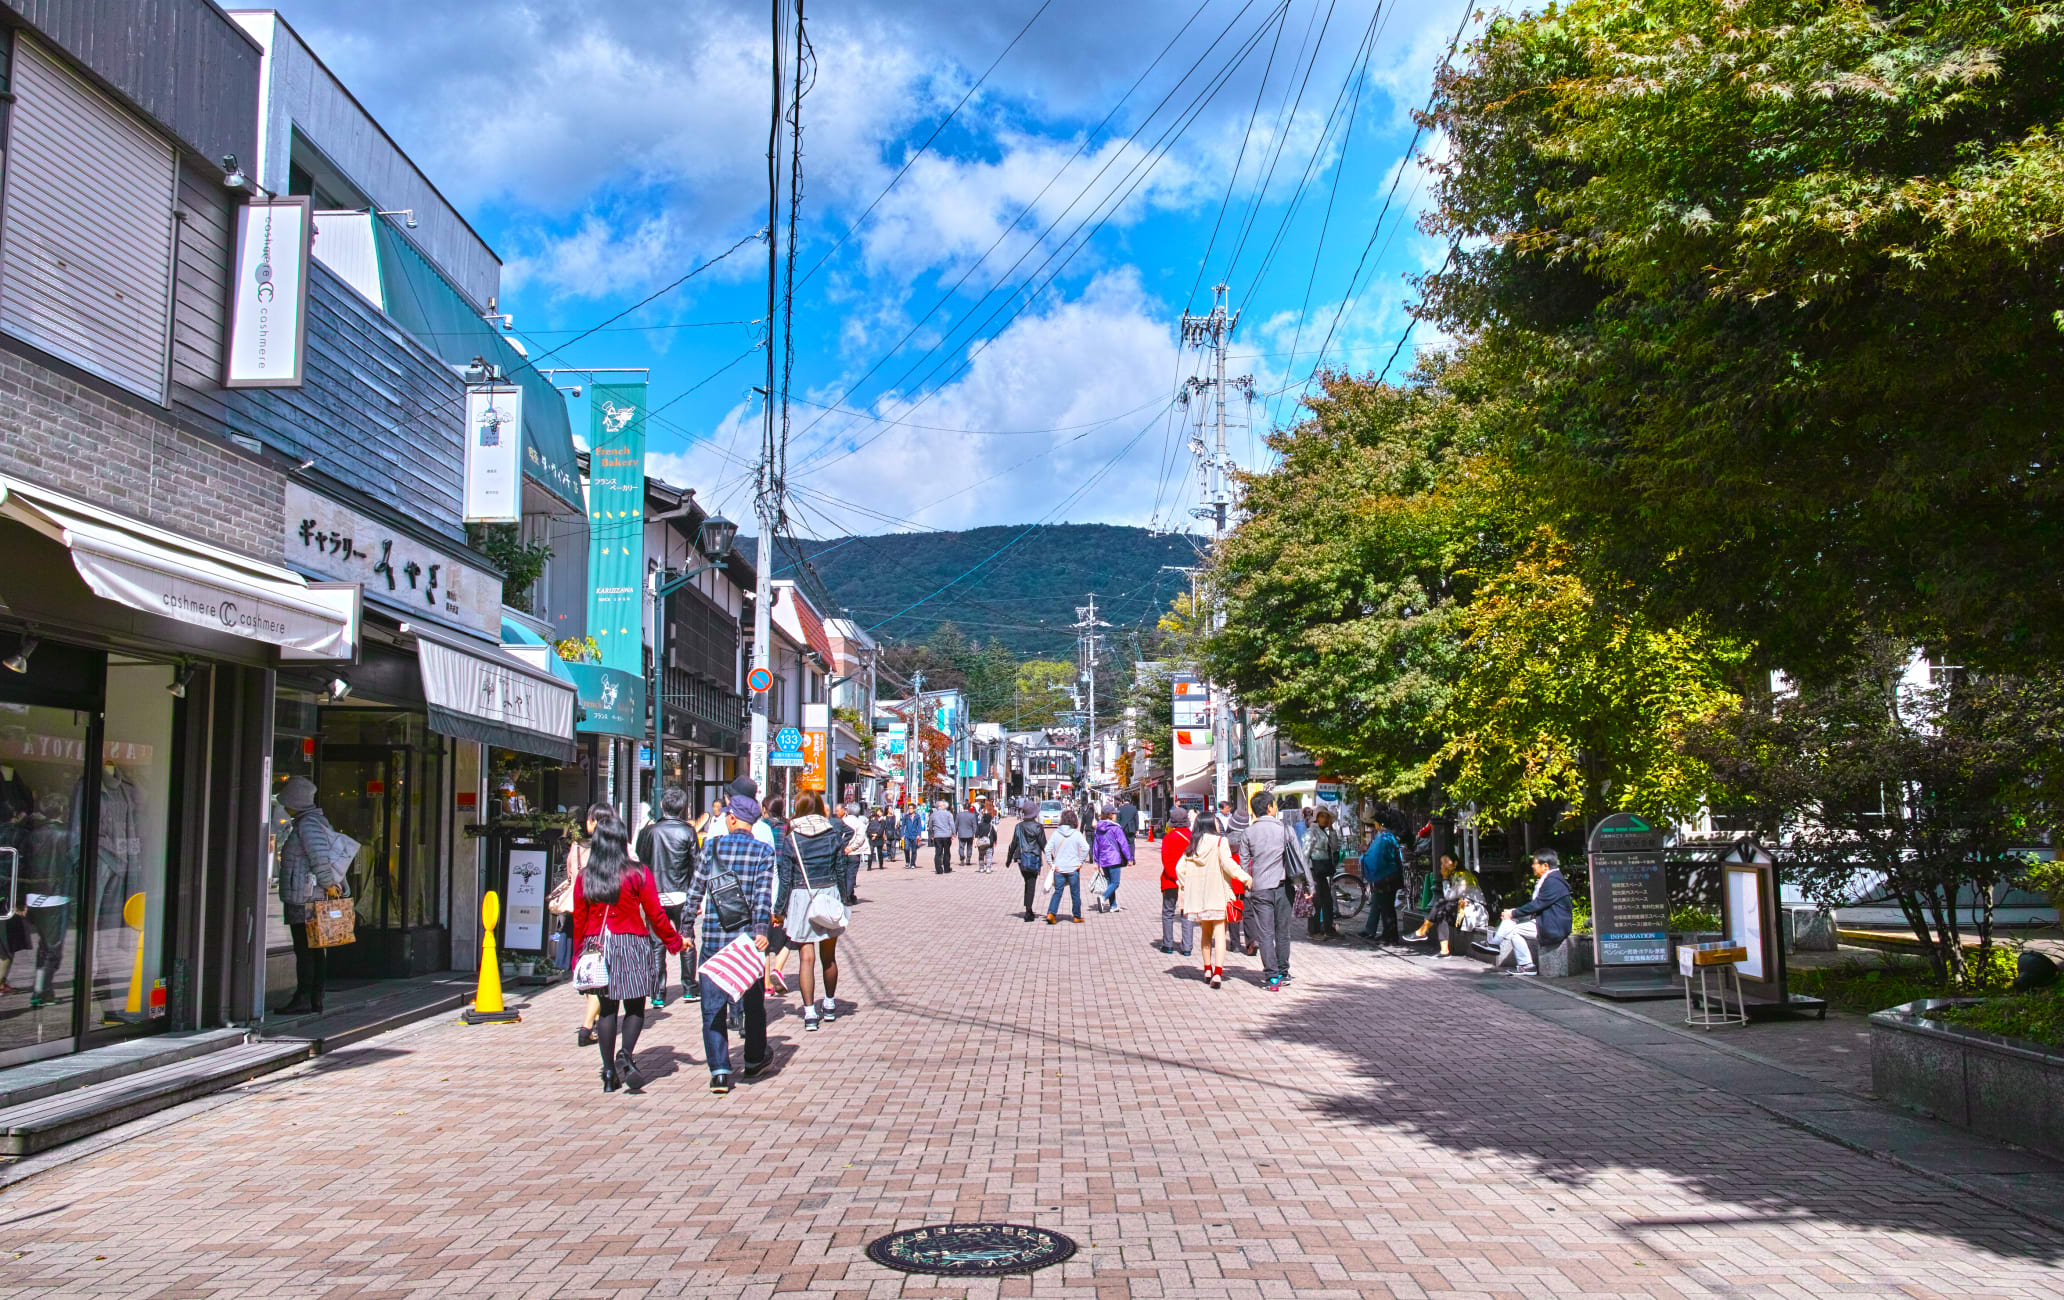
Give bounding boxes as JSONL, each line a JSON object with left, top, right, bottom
{"left": 1250, "top": 973, "right": 2064, "bottom": 1264}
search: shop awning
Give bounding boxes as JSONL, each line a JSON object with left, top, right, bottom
{"left": 417, "top": 632, "right": 577, "bottom": 762}
{"left": 0, "top": 474, "right": 358, "bottom": 659}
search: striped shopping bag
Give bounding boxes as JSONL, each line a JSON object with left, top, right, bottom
{"left": 700, "top": 934, "right": 766, "bottom": 1002}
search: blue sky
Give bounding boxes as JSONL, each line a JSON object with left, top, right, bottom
{"left": 278, "top": 0, "right": 1465, "bottom": 536}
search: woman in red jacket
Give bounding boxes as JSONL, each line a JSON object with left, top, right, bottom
{"left": 1159, "top": 813, "right": 1195, "bottom": 956}
{"left": 572, "top": 811, "right": 685, "bottom": 1094}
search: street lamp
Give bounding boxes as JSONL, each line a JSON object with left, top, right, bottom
{"left": 648, "top": 513, "right": 737, "bottom": 811}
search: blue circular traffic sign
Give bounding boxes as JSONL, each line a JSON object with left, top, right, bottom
{"left": 776, "top": 726, "right": 803, "bottom": 750}
{"left": 747, "top": 666, "right": 773, "bottom": 693}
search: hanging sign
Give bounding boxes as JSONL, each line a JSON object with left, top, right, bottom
{"left": 584, "top": 382, "right": 648, "bottom": 675}
{"left": 463, "top": 386, "right": 525, "bottom": 524}
{"left": 224, "top": 198, "right": 311, "bottom": 388}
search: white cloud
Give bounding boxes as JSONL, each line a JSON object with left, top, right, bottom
{"left": 774, "top": 267, "right": 1207, "bottom": 532}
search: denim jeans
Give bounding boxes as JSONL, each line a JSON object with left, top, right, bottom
{"left": 699, "top": 972, "right": 766, "bottom": 1076}
{"left": 1047, "top": 870, "right": 1081, "bottom": 919}
{"left": 1161, "top": 888, "right": 1194, "bottom": 952}
{"left": 1360, "top": 877, "right": 1401, "bottom": 941}
{"left": 1100, "top": 864, "right": 1122, "bottom": 908}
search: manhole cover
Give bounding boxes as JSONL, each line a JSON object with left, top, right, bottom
{"left": 865, "top": 1223, "right": 1076, "bottom": 1276}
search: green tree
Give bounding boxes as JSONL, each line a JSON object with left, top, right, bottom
{"left": 1692, "top": 636, "right": 2064, "bottom": 983}
{"left": 1431, "top": 536, "right": 1748, "bottom": 829}
{"left": 1201, "top": 366, "right": 1487, "bottom": 797}
{"left": 1424, "top": 0, "right": 2064, "bottom": 671}
{"left": 1014, "top": 659, "right": 1076, "bottom": 728}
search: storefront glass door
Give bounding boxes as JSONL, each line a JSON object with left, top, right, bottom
{"left": 0, "top": 704, "right": 90, "bottom": 1063}
{"left": 318, "top": 746, "right": 407, "bottom": 975}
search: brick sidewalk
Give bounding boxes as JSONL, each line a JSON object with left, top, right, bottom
{"left": 1, "top": 845, "right": 2060, "bottom": 1297}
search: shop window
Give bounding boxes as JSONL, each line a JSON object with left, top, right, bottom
{"left": 0, "top": 701, "right": 89, "bottom": 1055}
{"left": 90, "top": 660, "right": 176, "bottom": 1029}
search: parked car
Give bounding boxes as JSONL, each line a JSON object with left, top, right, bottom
{"left": 1037, "top": 800, "right": 1064, "bottom": 827}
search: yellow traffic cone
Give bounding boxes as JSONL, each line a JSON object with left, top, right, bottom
{"left": 462, "top": 890, "right": 521, "bottom": 1024}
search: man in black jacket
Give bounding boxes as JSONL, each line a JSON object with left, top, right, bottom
{"left": 635, "top": 786, "right": 701, "bottom": 1004}
{"left": 1491, "top": 849, "right": 1573, "bottom": 976}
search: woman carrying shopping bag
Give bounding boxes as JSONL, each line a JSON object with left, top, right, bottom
{"left": 571, "top": 810, "right": 685, "bottom": 1094}
{"left": 769, "top": 792, "right": 852, "bottom": 1031}
{"left": 1177, "top": 813, "right": 1251, "bottom": 989}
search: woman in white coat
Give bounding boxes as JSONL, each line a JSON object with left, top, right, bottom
{"left": 1177, "top": 813, "right": 1251, "bottom": 989}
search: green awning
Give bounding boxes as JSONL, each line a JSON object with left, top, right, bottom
{"left": 375, "top": 224, "right": 582, "bottom": 510}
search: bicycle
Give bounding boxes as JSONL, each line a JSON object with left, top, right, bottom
{"left": 1331, "top": 862, "right": 1367, "bottom": 921}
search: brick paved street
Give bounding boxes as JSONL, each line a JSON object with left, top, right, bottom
{"left": 2, "top": 839, "right": 2061, "bottom": 1298}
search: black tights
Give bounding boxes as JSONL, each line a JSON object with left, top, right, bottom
{"left": 1021, "top": 869, "right": 1039, "bottom": 914}
{"left": 595, "top": 995, "right": 646, "bottom": 1071}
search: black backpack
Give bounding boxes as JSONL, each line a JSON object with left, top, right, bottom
{"left": 703, "top": 868, "right": 752, "bottom": 931}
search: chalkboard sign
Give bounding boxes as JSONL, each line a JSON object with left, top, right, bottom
{"left": 1592, "top": 852, "right": 1669, "bottom": 966}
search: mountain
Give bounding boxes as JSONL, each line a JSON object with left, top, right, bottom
{"left": 746, "top": 523, "right": 1201, "bottom": 658}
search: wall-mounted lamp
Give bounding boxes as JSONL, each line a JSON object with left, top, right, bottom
{"left": 220, "top": 154, "right": 250, "bottom": 192}
{"left": 461, "top": 356, "right": 506, "bottom": 386}
{"left": 294, "top": 457, "right": 316, "bottom": 473}
{"left": 3, "top": 632, "right": 37, "bottom": 675}
{"left": 377, "top": 208, "right": 418, "bottom": 229}
{"left": 167, "top": 658, "right": 196, "bottom": 699}
{"left": 324, "top": 677, "right": 352, "bottom": 702}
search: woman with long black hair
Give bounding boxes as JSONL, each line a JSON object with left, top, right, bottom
{"left": 571, "top": 810, "right": 686, "bottom": 1093}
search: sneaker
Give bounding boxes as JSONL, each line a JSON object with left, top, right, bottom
{"left": 1179, "top": 949, "right": 1193, "bottom": 957}
{"left": 1431, "top": 952, "right": 1451, "bottom": 960}
{"left": 652, "top": 992, "right": 669, "bottom": 1009}
{"left": 820, "top": 997, "right": 837, "bottom": 1022}
{"left": 709, "top": 1073, "right": 732, "bottom": 1095}
{"left": 683, "top": 987, "right": 701, "bottom": 1002}
{"left": 1071, "top": 916, "right": 1085, "bottom": 924}
{"left": 1265, "top": 975, "right": 1282, "bottom": 991}
{"left": 1046, "top": 914, "right": 1058, "bottom": 925}
{"left": 1512, "top": 966, "right": 1539, "bottom": 977}
{"left": 742, "top": 1059, "right": 768, "bottom": 1079}
{"left": 1109, "top": 905, "right": 1125, "bottom": 914}
{"left": 766, "top": 970, "right": 788, "bottom": 994}
{"left": 803, "top": 1009, "right": 821, "bottom": 1031}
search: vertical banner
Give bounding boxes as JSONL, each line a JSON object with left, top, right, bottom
{"left": 463, "top": 386, "right": 524, "bottom": 523}
{"left": 224, "top": 197, "right": 311, "bottom": 388}
{"left": 585, "top": 382, "right": 648, "bottom": 675}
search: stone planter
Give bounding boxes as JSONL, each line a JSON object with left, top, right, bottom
{"left": 1545, "top": 935, "right": 1594, "bottom": 977}
{"left": 1870, "top": 998, "right": 2064, "bottom": 1160}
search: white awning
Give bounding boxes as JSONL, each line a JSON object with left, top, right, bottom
{"left": 0, "top": 474, "right": 358, "bottom": 659}
{"left": 417, "top": 633, "right": 577, "bottom": 763}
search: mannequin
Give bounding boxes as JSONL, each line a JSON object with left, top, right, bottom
{"left": 0, "top": 764, "right": 30, "bottom": 995}
{"left": 24, "top": 791, "right": 70, "bottom": 1010}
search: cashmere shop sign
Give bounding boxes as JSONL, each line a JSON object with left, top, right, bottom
{"left": 224, "top": 198, "right": 311, "bottom": 388}
{"left": 284, "top": 483, "right": 498, "bottom": 639}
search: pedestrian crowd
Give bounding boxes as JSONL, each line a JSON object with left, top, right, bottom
{"left": 542, "top": 779, "right": 1577, "bottom": 1097}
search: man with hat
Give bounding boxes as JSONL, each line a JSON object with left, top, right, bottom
{"left": 691, "top": 791, "right": 777, "bottom": 1093}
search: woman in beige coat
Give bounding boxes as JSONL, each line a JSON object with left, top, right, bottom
{"left": 1177, "top": 813, "right": 1251, "bottom": 989}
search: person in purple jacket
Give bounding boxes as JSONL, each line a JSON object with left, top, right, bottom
{"left": 1091, "top": 805, "right": 1135, "bottom": 914}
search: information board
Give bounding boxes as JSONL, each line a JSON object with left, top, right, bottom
{"left": 1592, "top": 852, "right": 1669, "bottom": 966}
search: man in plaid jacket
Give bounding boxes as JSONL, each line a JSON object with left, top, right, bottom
{"left": 693, "top": 793, "right": 776, "bottom": 1093}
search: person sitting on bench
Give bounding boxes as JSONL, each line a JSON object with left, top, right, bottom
{"left": 1489, "top": 849, "right": 1572, "bottom": 976}
{"left": 1406, "top": 853, "right": 1487, "bottom": 957}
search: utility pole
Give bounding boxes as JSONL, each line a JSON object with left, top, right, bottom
{"left": 1072, "top": 594, "right": 1109, "bottom": 799}
{"left": 1177, "top": 285, "right": 1250, "bottom": 811}
{"left": 908, "top": 669, "right": 925, "bottom": 804}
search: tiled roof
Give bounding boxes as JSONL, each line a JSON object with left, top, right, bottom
{"left": 772, "top": 581, "right": 835, "bottom": 665}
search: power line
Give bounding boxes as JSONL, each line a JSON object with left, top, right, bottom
{"left": 793, "top": 0, "right": 1055, "bottom": 295}
{"left": 1300, "top": 0, "right": 1473, "bottom": 390}
{"left": 777, "top": 0, "right": 1233, "bottom": 475}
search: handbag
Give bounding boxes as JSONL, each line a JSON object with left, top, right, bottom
{"left": 792, "top": 831, "right": 848, "bottom": 935}
{"left": 572, "top": 919, "right": 611, "bottom": 993}
{"left": 1292, "top": 891, "right": 1315, "bottom": 919}
{"left": 307, "top": 894, "right": 356, "bottom": 948}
